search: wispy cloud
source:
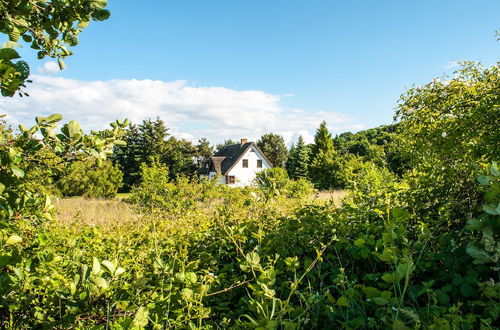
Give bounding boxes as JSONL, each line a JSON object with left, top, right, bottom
{"left": 443, "top": 60, "right": 462, "bottom": 70}
{"left": 0, "top": 75, "right": 363, "bottom": 144}
{"left": 36, "top": 61, "right": 62, "bottom": 75}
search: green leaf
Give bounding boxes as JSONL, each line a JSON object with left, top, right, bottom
{"left": 490, "top": 162, "right": 499, "bottom": 176}
{"left": 57, "top": 58, "right": 65, "bottom": 70}
{"left": 101, "top": 260, "right": 115, "bottom": 274}
{"left": 336, "top": 296, "right": 349, "bottom": 307}
{"left": 6, "top": 235, "right": 23, "bottom": 245}
{"left": 92, "top": 257, "right": 101, "bottom": 275}
{"left": 181, "top": 288, "right": 194, "bottom": 301}
{"left": 92, "top": 9, "right": 111, "bottom": 21}
{"left": 130, "top": 307, "right": 149, "bottom": 329}
{"left": 392, "top": 320, "right": 409, "bottom": 330}
{"left": 362, "top": 287, "right": 381, "bottom": 298}
{"left": 482, "top": 204, "right": 498, "bottom": 215}
{"left": 477, "top": 175, "right": 491, "bottom": 185}
{"left": 91, "top": 276, "right": 108, "bottom": 289}
{"left": 11, "top": 166, "right": 25, "bottom": 178}
{"left": 466, "top": 243, "right": 490, "bottom": 264}
{"left": 0, "top": 48, "right": 20, "bottom": 61}
{"left": 372, "top": 297, "right": 389, "bottom": 305}
{"left": 9, "top": 27, "right": 20, "bottom": 42}
{"left": 46, "top": 113, "right": 63, "bottom": 123}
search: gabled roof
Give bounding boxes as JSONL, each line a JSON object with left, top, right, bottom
{"left": 198, "top": 142, "right": 272, "bottom": 175}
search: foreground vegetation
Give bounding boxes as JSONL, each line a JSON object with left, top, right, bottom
{"left": 1, "top": 59, "right": 499, "bottom": 328}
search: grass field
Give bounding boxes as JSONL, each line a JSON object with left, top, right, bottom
{"left": 54, "top": 197, "right": 141, "bottom": 230}
{"left": 54, "top": 190, "right": 347, "bottom": 228}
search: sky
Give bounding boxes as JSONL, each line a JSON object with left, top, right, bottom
{"left": 1, "top": 0, "right": 499, "bottom": 144}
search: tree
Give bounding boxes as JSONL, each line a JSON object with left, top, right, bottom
{"left": 162, "top": 137, "right": 198, "bottom": 180}
{"left": 113, "top": 118, "right": 169, "bottom": 190}
{"left": 309, "top": 121, "right": 342, "bottom": 189}
{"left": 286, "top": 135, "right": 310, "bottom": 179}
{"left": 195, "top": 138, "right": 213, "bottom": 167}
{"left": 395, "top": 61, "right": 500, "bottom": 225}
{"left": 257, "top": 133, "right": 288, "bottom": 167}
{"left": 0, "top": 0, "right": 110, "bottom": 97}
{"left": 215, "top": 139, "right": 237, "bottom": 152}
{"left": 310, "top": 121, "right": 335, "bottom": 159}
{"left": 0, "top": 114, "right": 127, "bottom": 222}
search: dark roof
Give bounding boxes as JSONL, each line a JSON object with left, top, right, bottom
{"left": 199, "top": 142, "right": 272, "bottom": 175}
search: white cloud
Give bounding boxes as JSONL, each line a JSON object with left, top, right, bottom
{"left": 0, "top": 75, "right": 363, "bottom": 145}
{"left": 443, "top": 61, "right": 462, "bottom": 70}
{"left": 37, "top": 61, "right": 61, "bottom": 75}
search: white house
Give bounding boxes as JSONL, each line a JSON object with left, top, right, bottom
{"left": 198, "top": 139, "right": 273, "bottom": 187}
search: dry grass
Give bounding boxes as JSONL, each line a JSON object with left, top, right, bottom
{"left": 309, "top": 190, "right": 348, "bottom": 206}
{"left": 54, "top": 197, "right": 142, "bottom": 230}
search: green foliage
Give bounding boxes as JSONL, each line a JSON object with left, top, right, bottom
{"left": 113, "top": 118, "right": 207, "bottom": 191}
{"left": 286, "top": 135, "right": 310, "bottom": 179}
{"left": 310, "top": 120, "right": 335, "bottom": 159}
{"left": 2, "top": 63, "right": 499, "bottom": 329}
{"left": 0, "top": 114, "right": 127, "bottom": 223}
{"left": 257, "top": 133, "right": 288, "bottom": 167}
{"left": 57, "top": 159, "right": 123, "bottom": 198}
{"left": 255, "top": 167, "right": 290, "bottom": 196}
{"left": 396, "top": 62, "right": 500, "bottom": 225}
{"left": 0, "top": 0, "right": 110, "bottom": 96}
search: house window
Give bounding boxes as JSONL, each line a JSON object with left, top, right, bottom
{"left": 226, "top": 175, "right": 235, "bottom": 184}
{"left": 257, "top": 159, "right": 263, "bottom": 168}
{"left": 242, "top": 159, "right": 248, "bottom": 168}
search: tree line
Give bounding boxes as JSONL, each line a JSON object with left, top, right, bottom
{"left": 52, "top": 115, "right": 407, "bottom": 197}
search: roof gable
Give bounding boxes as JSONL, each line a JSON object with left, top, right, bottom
{"left": 199, "top": 142, "right": 273, "bottom": 175}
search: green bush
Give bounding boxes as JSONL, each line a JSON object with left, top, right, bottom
{"left": 57, "top": 160, "right": 123, "bottom": 198}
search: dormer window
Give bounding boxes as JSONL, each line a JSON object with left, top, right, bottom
{"left": 257, "top": 159, "right": 263, "bottom": 168}
{"left": 242, "top": 159, "right": 248, "bottom": 168}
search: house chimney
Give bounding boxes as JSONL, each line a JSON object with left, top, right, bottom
{"left": 240, "top": 138, "right": 248, "bottom": 146}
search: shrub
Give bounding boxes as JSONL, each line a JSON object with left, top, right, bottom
{"left": 57, "top": 160, "right": 123, "bottom": 198}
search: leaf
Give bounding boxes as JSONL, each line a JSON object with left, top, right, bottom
{"left": 46, "top": 113, "right": 62, "bottom": 123}
{"left": 9, "top": 27, "right": 20, "bottom": 42}
{"left": 57, "top": 58, "right": 65, "bottom": 70}
{"left": 181, "top": 288, "right": 194, "bottom": 301}
{"left": 490, "top": 162, "right": 499, "bottom": 176}
{"left": 354, "top": 238, "right": 365, "bottom": 247}
{"left": 477, "top": 175, "right": 491, "bottom": 185}
{"left": 101, "top": 260, "right": 115, "bottom": 274}
{"left": 92, "top": 257, "right": 101, "bottom": 275}
{"left": 91, "top": 276, "right": 108, "bottom": 289}
{"left": 92, "top": 9, "right": 111, "bottom": 21}
{"left": 6, "top": 235, "right": 23, "bottom": 245}
{"left": 372, "top": 297, "right": 389, "bottom": 305}
{"left": 11, "top": 166, "right": 25, "bottom": 178}
{"left": 362, "top": 287, "right": 381, "bottom": 298}
{"left": 392, "top": 320, "right": 409, "bottom": 330}
{"left": 466, "top": 243, "right": 490, "bottom": 264}
{"left": 130, "top": 307, "right": 149, "bottom": 329}
{"left": 459, "top": 283, "right": 475, "bottom": 297}
{"left": 336, "top": 296, "right": 349, "bottom": 307}
{"left": 0, "top": 48, "right": 20, "bottom": 61}
{"left": 115, "top": 267, "right": 125, "bottom": 276}
{"left": 482, "top": 204, "right": 498, "bottom": 215}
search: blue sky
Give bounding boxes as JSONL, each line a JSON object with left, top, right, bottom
{"left": 2, "top": 0, "right": 499, "bottom": 144}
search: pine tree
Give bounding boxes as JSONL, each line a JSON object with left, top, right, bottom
{"left": 286, "top": 135, "right": 310, "bottom": 179}
{"left": 311, "top": 120, "right": 335, "bottom": 158}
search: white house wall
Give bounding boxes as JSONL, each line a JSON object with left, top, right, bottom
{"left": 226, "top": 145, "right": 271, "bottom": 187}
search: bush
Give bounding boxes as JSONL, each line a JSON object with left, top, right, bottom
{"left": 57, "top": 160, "right": 123, "bottom": 198}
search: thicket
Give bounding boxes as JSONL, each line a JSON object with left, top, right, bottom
{"left": 0, "top": 62, "right": 498, "bottom": 328}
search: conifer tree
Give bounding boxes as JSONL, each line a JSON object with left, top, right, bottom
{"left": 286, "top": 135, "right": 310, "bottom": 179}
